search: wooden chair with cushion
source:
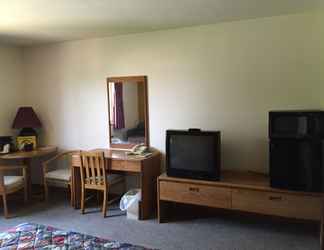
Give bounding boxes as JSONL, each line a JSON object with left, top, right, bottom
{"left": 80, "top": 151, "right": 125, "bottom": 217}
{"left": 0, "top": 165, "right": 27, "bottom": 218}
{"left": 43, "top": 150, "right": 80, "bottom": 203}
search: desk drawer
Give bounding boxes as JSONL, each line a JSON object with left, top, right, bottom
{"left": 232, "top": 189, "right": 322, "bottom": 220}
{"left": 111, "top": 160, "right": 141, "bottom": 172}
{"left": 159, "top": 181, "right": 231, "bottom": 209}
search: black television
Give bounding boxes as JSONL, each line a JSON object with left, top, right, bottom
{"left": 269, "top": 110, "right": 324, "bottom": 139}
{"left": 166, "top": 129, "right": 221, "bottom": 181}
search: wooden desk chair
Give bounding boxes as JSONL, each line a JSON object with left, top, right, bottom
{"left": 80, "top": 151, "right": 125, "bottom": 217}
{"left": 43, "top": 150, "right": 80, "bottom": 203}
{"left": 0, "top": 165, "right": 27, "bottom": 218}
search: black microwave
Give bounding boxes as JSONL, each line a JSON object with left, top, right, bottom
{"left": 269, "top": 110, "right": 324, "bottom": 139}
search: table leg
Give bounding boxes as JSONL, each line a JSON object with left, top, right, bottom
{"left": 23, "top": 158, "right": 32, "bottom": 201}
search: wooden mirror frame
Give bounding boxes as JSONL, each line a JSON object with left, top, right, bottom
{"left": 107, "top": 75, "right": 149, "bottom": 150}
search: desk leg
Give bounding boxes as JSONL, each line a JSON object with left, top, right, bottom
{"left": 72, "top": 166, "right": 81, "bottom": 209}
{"left": 23, "top": 158, "right": 32, "bottom": 201}
{"left": 70, "top": 167, "right": 75, "bottom": 208}
{"left": 140, "top": 155, "right": 161, "bottom": 220}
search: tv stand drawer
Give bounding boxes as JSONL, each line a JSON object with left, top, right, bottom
{"left": 232, "top": 189, "right": 322, "bottom": 220}
{"left": 159, "top": 180, "right": 231, "bottom": 209}
{"left": 158, "top": 173, "right": 322, "bottom": 225}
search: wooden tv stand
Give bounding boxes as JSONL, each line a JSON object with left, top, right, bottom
{"left": 157, "top": 171, "right": 322, "bottom": 223}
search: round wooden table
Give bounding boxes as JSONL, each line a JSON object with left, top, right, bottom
{"left": 0, "top": 146, "right": 57, "bottom": 200}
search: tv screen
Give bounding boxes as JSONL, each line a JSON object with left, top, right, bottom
{"left": 166, "top": 129, "right": 221, "bottom": 181}
{"left": 272, "top": 116, "right": 307, "bottom": 136}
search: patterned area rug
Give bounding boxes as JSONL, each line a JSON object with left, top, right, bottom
{"left": 0, "top": 223, "right": 155, "bottom": 249}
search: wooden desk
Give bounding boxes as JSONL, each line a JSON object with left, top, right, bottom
{"left": 0, "top": 146, "right": 57, "bottom": 200}
{"left": 71, "top": 149, "right": 161, "bottom": 220}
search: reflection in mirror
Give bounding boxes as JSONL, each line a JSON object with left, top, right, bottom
{"left": 107, "top": 76, "right": 148, "bottom": 149}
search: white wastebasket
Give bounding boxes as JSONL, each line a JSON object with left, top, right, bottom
{"left": 120, "top": 189, "right": 141, "bottom": 220}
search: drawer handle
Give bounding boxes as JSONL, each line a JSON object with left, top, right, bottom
{"left": 189, "top": 187, "right": 200, "bottom": 192}
{"left": 269, "top": 196, "right": 282, "bottom": 201}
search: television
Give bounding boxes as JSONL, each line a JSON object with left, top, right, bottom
{"left": 166, "top": 129, "right": 221, "bottom": 181}
{"left": 269, "top": 110, "right": 324, "bottom": 139}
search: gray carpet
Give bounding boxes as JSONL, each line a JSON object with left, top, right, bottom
{"left": 0, "top": 189, "right": 320, "bottom": 250}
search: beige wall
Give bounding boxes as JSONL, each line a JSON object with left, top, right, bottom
{"left": 0, "top": 44, "right": 24, "bottom": 136}
{"left": 318, "top": 11, "right": 324, "bottom": 108}
{"left": 23, "top": 12, "right": 322, "bottom": 173}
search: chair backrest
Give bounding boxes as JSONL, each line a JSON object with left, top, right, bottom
{"left": 62, "top": 150, "right": 81, "bottom": 170}
{"left": 43, "top": 150, "right": 81, "bottom": 181}
{"left": 80, "top": 151, "right": 107, "bottom": 188}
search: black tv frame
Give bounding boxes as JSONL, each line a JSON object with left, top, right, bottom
{"left": 166, "top": 129, "right": 221, "bottom": 181}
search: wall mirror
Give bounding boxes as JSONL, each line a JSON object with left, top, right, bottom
{"left": 107, "top": 76, "right": 149, "bottom": 149}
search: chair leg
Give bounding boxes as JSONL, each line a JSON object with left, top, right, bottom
{"left": 24, "top": 175, "right": 28, "bottom": 203}
{"left": 81, "top": 186, "right": 85, "bottom": 214}
{"left": 2, "top": 194, "right": 8, "bottom": 219}
{"left": 102, "top": 188, "right": 108, "bottom": 218}
{"left": 69, "top": 183, "right": 73, "bottom": 207}
{"left": 24, "top": 184, "right": 28, "bottom": 204}
{"left": 44, "top": 180, "right": 49, "bottom": 202}
{"left": 96, "top": 191, "right": 101, "bottom": 205}
{"left": 66, "top": 184, "right": 70, "bottom": 203}
{"left": 124, "top": 177, "right": 127, "bottom": 194}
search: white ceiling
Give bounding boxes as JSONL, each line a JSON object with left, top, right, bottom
{"left": 0, "top": 0, "right": 322, "bottom": 46}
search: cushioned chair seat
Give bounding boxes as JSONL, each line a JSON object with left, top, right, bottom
{"left": 107, "top": 174, "right": 124, "bottom": 183}
{"left": 45, "top": 169, "right": 71, "bottom": 181}
{"left": 3, "top": 176, "right": 24, "bottom": 189}
{"left": 86, "top": 174, "right": 124, "bottom": 184}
